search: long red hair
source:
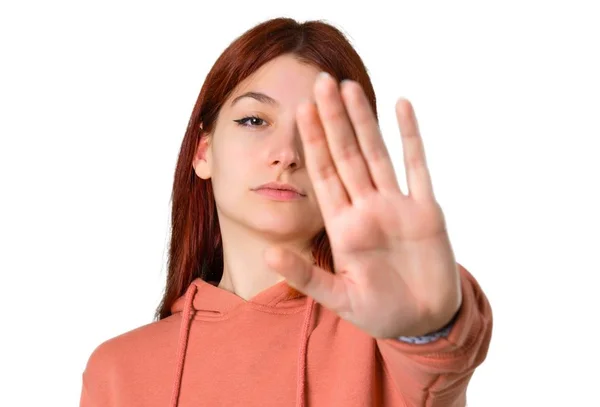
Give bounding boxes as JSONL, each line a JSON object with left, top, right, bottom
{"left": 155, "top": 17, "right": 379, "bottom": 320}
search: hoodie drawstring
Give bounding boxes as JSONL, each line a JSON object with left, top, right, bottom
{"left": 169, "top": 282, "right": 316, "bottom": 407}
{"left": 169, "top": 282, "right": 197, "bottom": 407}
{"left": 295, "top": 295, "right": 315, "bottom": 407}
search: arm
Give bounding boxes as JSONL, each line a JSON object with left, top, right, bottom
{"left": 397, "top": 309, "right": 457, "bottom": 344}
{"left": 79, "top": 342, "right": 113, "bottom": 407}
{"left": 376, "top": 264, "right": 493, "bottom": 407}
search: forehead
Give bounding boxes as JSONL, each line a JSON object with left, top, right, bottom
{"left": 228, "top": 54, "right": 321, "bottom": 107}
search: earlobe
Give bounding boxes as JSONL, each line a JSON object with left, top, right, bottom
{"left": 193, "top": 135, "right": 212, "bottom": 180}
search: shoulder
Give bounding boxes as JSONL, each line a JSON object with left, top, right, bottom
{"left": 83, "top": 313, "right": 181, "bottom": 377}
{"left": 80, "top": 314, "right": 182, "bottom": 404}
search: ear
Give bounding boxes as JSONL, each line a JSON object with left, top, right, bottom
{"left": 193, "top": 130, "right": 213, "bottom": 180}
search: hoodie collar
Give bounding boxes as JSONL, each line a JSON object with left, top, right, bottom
{"left": 171, "top": 278, "right": 308, "bottom": 317}
{"left": 168, "top": 278, "right": 316, "bottom": 407}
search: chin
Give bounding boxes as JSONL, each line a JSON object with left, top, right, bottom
{"left": 248, "top": 213, "right": 320, "bottom": 240}
{"left": 252, "top": 220, "right": 307, "bottom": 237}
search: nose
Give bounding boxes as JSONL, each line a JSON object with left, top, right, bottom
{"left": 270, "top": 149, "right": 300, "bottom": 170}
{"left": 268, "top": 122, "right": 304, "bottom": 171}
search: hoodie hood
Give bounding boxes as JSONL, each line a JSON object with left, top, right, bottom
{"left": 168, "top": 278, "right": 317, "bottom": 407}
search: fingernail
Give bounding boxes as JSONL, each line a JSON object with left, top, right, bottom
{"left": 318, "top": 71, "right": 332, "bottom": 81}
{"left": 340, "top": 79, "right": 353, "bottom": 89}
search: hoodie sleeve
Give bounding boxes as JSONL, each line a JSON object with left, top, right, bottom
{"left": 79, "top": 371, "right": 99, "bottom": 407}
{"left": 79, "top": 341, "right": 114, "bottom": 407}
{"left": 397, "top": 312, "right": 455, "bottom": 344}
{"left": 375, "top": 263, "right": 493, "bottom": 407}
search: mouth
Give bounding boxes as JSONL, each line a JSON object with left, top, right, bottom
{"left": 252, "top": 182, "right": 306, "bottom": 201}
{"left": 254, "top": 188, "right": 304, "bottom": 200}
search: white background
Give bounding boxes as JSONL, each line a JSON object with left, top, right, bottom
{"left": 1, "top": 1, "right": 599, "bottom": 406}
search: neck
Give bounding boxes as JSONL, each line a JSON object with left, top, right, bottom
{"left": 216, "top": 217, "right": 314, "bottom": 301}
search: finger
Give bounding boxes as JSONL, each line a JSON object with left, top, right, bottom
{"left": 395, "top": 98, "right": 435, "bottom": 201}
{"left": 264, "top": 246, "right": 351, "bottom": 314}
{"left": 314, "top": 72, "right": 375, "bottom": 200}
{"left": 340, "top": 80, "right": 401, "bottom": 193}
{"left": 296, "top": 100, "right": 350, "bottom": 218}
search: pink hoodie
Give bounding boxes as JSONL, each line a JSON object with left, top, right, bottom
{"left": 80, "top": 263, "right": 492, "bottom": 406}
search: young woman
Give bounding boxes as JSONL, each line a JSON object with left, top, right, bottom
{"left": 80, "top": 17, "right": 493, "bottom": 407}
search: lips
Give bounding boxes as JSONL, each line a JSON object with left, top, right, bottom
{"left": 252, "top": 182, "right": 306, "bottom": 201}
{"left": 253, "top": 182, "right": 306, "bottom": 196}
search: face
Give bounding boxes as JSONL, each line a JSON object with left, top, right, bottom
{"left": 193, "top": 54, "right": 325, "bottom": 244}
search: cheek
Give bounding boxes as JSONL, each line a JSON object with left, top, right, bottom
{"left": 211, "top": 142, "right": 256, "bottom": 193}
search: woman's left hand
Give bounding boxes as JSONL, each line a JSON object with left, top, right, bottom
{"left": 265, "top": 72, "right": 462, "bottom": 339}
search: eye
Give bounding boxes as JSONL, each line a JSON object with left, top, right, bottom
{"left": 233, "top": 115, "right": 267, "bottom": 128}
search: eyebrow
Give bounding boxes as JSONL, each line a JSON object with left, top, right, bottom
{"left": 230, "top": 91, "right": 279, "bottom": 107}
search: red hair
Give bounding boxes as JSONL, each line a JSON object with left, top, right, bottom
{"left": 155, "top": 17, "right": 379, "bottom": 320}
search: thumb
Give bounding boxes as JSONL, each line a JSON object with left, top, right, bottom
{"left": 264, "top": 246, "right": 348, "bottom": 313}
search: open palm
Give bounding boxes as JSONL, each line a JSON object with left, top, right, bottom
{"left": 265, "top": 73, "right": 462, "bottom": 339}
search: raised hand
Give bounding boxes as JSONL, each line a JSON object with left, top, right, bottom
{"left": 264, "top": 72, "right": 462, "bottom": 339}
